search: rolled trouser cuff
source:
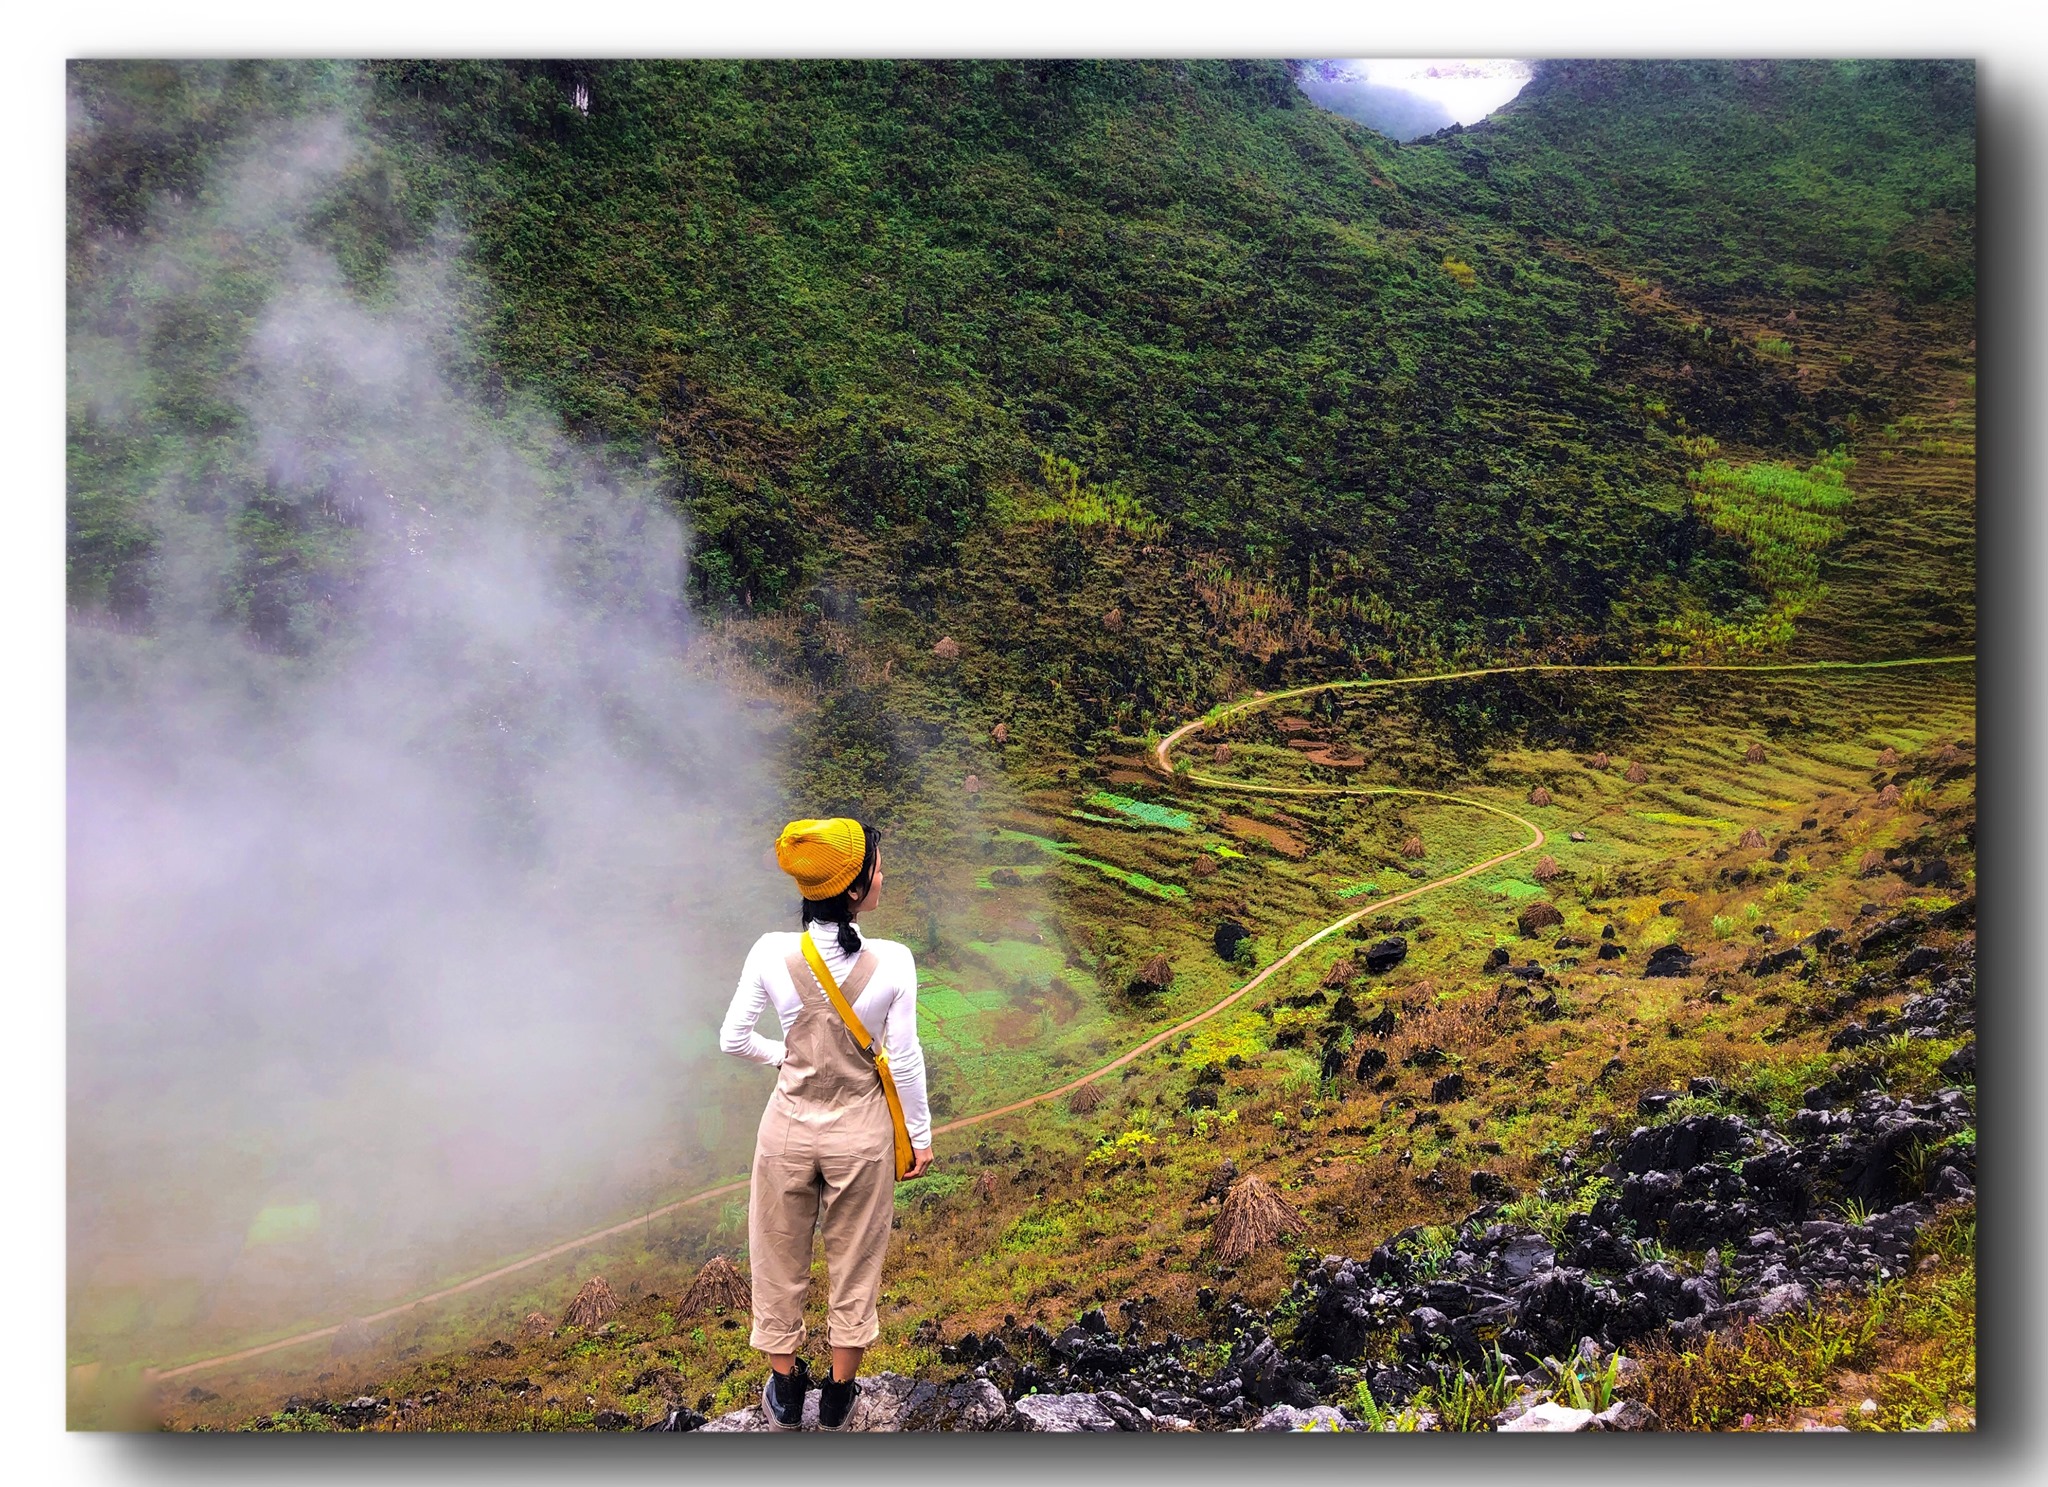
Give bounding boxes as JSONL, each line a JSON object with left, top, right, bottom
{"left": 749, "top": 1318, "right": 808, "bottom": 1352}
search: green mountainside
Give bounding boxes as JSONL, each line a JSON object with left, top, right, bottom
{"left": 67, "top": 60, "right": 1975, "bottom": 1431}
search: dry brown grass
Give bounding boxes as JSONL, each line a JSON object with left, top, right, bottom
{"left": 1745, "top": 743, "right": 1767, "bottom": 764}
{"left": 1625, "top": 761, "right": 1650, "bottom": 784}
{"left": 1214, "top": 1176, "right": 1304, "bottom": 1264}
{"left": 1066, "top": 1081, "right": 1106, "bottom": 1115}
{"left": 1590, "top": 751, "right": 1611, "bottom": 769}
{"left": 563, "top": 1276, "right": 619, "bottom": 1331}
{"left": 1876, "top": 784, "right": 1903, "bottom": 808}
{"left": 681, "top": 1256, "right": 751, "bottom": 1317}
{"left": 1528, "top": 786, "right": 1553, "bottom": 807}
{"left": 1531, "top": 855, "right": 1560, "bottom": 881}
{"left": 1739, "top": 827, "right": 1767, "bottom": 849}
{"left": 1399, "top": 835, "right": 1426, "bottom": 859}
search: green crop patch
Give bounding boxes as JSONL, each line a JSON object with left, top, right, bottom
{"left": 1086, "top": 792, "right": 1196, "bottom": 832}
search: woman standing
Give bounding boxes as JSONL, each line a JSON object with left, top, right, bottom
{"left": 720, "top": 818, "right": 934, "bottom": 1430}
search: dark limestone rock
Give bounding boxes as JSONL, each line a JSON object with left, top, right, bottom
{"left": 1644, "top": 945, "right": 1696, "bottom": 978}
{"left": 1214, "top": 922, "right": 1252, "bottom": 960}
{"left": 1364, "top": 936, "right": 1409, "bottom": 973}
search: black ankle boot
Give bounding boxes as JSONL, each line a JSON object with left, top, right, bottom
{"left": 817, "top": 1371, "right": 860, "bottom": 1431}
{"left": 761, "top": 1357, "right": 812, "bottom": 1430}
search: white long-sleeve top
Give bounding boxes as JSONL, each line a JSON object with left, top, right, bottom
{"left": 720, "top": 921, "right": 932, "bottom": 1148}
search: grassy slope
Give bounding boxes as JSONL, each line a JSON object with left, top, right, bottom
{"left": 65, "top": 60, "right": 1975, "bottom": 1428}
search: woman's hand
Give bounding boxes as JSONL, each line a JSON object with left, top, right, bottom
{"left": 906, "top": 1146, "right": 934, "bottom": 1179}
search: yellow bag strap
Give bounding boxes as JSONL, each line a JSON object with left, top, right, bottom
{"left": 799, "top": 935, "right": 916, "bottom": 1178}
{"left": 800, "top": 935, "right": 880, "bottom": 1058}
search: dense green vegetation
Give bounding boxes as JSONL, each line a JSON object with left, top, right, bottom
{"left": 67, "top": 59, "right": 1975, "bottom": 1429}
{"left": 71, "top": 57, "right": 1971, "bottom": 736}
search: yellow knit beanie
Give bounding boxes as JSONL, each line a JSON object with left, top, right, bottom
{"left": 775, "top": 818, "right": 868, "bottom": 900}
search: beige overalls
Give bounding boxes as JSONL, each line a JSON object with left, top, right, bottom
{"left": 747, "top": 940, "right": 897, "bottom": 1352}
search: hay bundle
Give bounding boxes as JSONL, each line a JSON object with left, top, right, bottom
{"left": 1624, "top": 761, "right": 1649, "bottom": 784}
{"left": 1739, "top": 826, "right": 1767, "bottom": 849}
{"left": 1517, "top": 901, "right": 1564, "bottom": 936}
{"left": 973, "top": 1170, "right": 999, "bottom": 1202}
{"left": 1528, "top": 786, "right": 1553, "bottom": 807}
{"left": 1859, "top": 850, "right": 1889, "bottom": 875}
{"left": 1876, "top": 783, "right": 1903, "bottom": 808}
{"left": 682, "top": 1256, "right": 752, "bottom": 1316}
{"left": 1933, "top": 742, "right": 1959, "bottom": 766}
{"left": 1400, "top": 835, "right": 1427, "bottom": 859}
{"left": 1213, "top": 1176, "right": 1305, "bottom": 1263}
{"left": 1067, "top": 1081, "right": 1106, "bottom": 1115}
{"left": 330, "top": 1319, "right": 372, "bottom": 1356}
{"left": 1193, "top": 855, "right": 1219, "bottom": 877}
{"left": 1745, "top": 743, "right": 1767, "bottom": 764}
{"left": 1321, "top": 957, "right": 1358, "bottom": 989}
{"left": 963, "top": 773, "right": 982, "bottom": 796}
{"left": 1877, "top": 745, "right": 1901, "bottom": 767}
{"left": 1531, "top": 855, "right": 1560, "bottom": 881}
{"left": 1213, "top": 743, "right": 1231, "bottom": 764}
{"left": 1134, "top": 953, "right": 1173, "bottom": 991}
{"left": 932, "top": 636, "right": 961, "bottom": 661}
{"left": 522, "top": 1311, "right": 554, "bottom": 1337}
{"left": 991, "top": 722, "right": 1009, "bottom": 744}
{"left": 1590, "top": 751, "right": 1611, "bottom": 770}
{"left": 1102, "top": 607, "right": 1124, "bottom": 632}
{"left": 564, "top": 1276, "right": 620, "bottom": 1331}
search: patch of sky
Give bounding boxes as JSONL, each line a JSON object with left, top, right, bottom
{"left": 1293, "top": 58, "right": 1533, "bottom": 141}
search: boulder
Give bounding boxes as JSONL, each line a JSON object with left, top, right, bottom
{"left": 1498, "top": 1401, "right": 1594, "bottom": 1432}
{"left": 1214, "top": 922, "right": 1252, "bottom": 960}
{"left": 1590, "top": 1399, "right": 1661, "bottom": 1431}
{"left": 1643, "top": 945, "right": 1695, "bottom": 978}
{"left": 1254, "top": 1404, "right": 1353, "bottom": 1432}
{"left": 1364, "top": 936, "right": 1408, "bottom": 973}
{"left": 1013, "top": 1393, "right": 1122, "bottom": 1432}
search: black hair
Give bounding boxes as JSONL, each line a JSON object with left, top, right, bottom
{"left": 799, "top": 819, "right": 879, "bottom": 957}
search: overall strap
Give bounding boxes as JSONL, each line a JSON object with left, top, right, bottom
{"left": 795, "top": 937, "right": 882, "bottom": 1056}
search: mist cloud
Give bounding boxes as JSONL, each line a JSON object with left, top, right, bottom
{"left": 68, "top": 94, "right": 784, "bottom": 1363}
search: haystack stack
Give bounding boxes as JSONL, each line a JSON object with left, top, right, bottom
{"left": 1400, "top": 835, "right": 1427, "bottom": 859}
{"left": 1531, "top": 855, "right": 1560, "bottom": 881}
{"left": 1739, "top": 826, "right": 1767, "bottom": 849}
{"left": 973, "top": 1170, "right": 999, "bottom": 1202}
{"left": 564, "top": 1276, "right": 619, "bottom": 1330}
{"left": 963, "top": 773, "right": 982, "bottom": 796}
{"left": 1624, "top": 761, "right": 1649, "bottom": 784}
{"left": 1590, "top": 752, "right": 1611, "bottom": 770}
{"left": 991, "top": 722, "right": 1009, "bottom": 744}
{"left": 932, "top": 636, "right": 961, "bottom": 661}
{"left": 1213, "top": 743, "right": 1231, "bottom": 764}
{"left": 1193, "top": 855, "right": 1219, "bottom": 877}
{"left": 1745, "top": 743, "right": 1767, "bottom": 764}
{"left": 682, "top": 1256, "right": 751, "bottom": 1316}
{"left": 330, "top": 1319, "right": 372, "bottom": 1356}
{"left": 1517, "top": 901, "right": 1565, "bottom": 936}
{"left": 1134, "top": 954, "right": 1173, "bottom": 992}
{"left": 1067, "top": 1081, "right": 1106, "bottom": 1115}
{"left": 522, "top": 1311, "right": 554, "bottom": 1337}
{"left": 1933, "top": 742, "right": 1959, "bottom": 766}
{"left": 1320, "top": 957, "right": 1358, "bottom": 989}
{"left": 1877, "top": 745, "right": 1901, "bottom": 767}
{"left": 1528, "top": 786, "right": 1553, "bottom": 807}
{"left": 1214, "top": 1176, "right": 1305, "bottom": 1264}
{"left": 1877, "top": 783, "right": 1903, "bottom": 808}
{"left": 1102, "top": 607, "right": 1124, "bottom": 632}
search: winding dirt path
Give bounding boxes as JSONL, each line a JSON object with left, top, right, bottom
{"left": 153, "top": 653, "right": 1972, "bottom": 1381}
